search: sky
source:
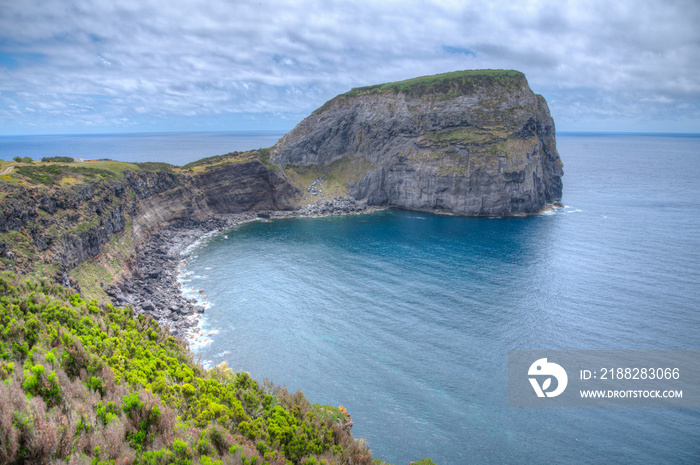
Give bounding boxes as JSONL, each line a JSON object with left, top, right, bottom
{"left": 0, "top": 0, "right": 698, "bottom": 135}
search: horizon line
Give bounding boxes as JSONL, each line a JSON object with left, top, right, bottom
{"left": 1, "top": 129, "right": 699, "bottom": 138}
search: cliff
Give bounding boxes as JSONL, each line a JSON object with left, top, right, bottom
{"left": 273, "top": 69, "right": 563, "bottom": 216}
{"left": 0, "top": 158, "right": 300, "bottom": 295}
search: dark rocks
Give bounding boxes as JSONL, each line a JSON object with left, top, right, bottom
{"left": 38, "top": 196, "right": 57, "bottom": 214}
{"left": 124, "top": 170, "right": 179, "bottom": 199}
{"left": 193, "top": 162, "right": 301, "bottom": 213}
{"left": 105, "top": 214, "right": 259, "bottom": 339}
{"left": 300, "top": 197, "right": 367, "bottom": 216}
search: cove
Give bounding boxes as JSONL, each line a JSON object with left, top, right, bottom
{"left": 180, "top": 135, "right": 700, "bottom": 464}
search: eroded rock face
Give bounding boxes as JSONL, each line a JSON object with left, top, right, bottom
{"left": 0, "top": 161, "right": 301, "bottom": 275}
{"left": 194, "top": 162, "right": 300, "bottom": 214}
{"left": 272, "top": 70, "right": 563, "bottom": 216}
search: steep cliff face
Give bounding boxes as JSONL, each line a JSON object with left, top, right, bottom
{"left": 0, "top": 177, "right": 135, "bottom": 273}
{"left": 0, "top": 161, "right": 300, "bottom": 278}
{"left": 272, "top": 70, "right": 563, "bottom": 216}
{"left": 130, "top": 161, "right": 299, "bottom": 235}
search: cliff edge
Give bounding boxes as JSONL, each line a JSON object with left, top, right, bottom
{"left": 273, "top": 69, "right": 563, "bottom": 216}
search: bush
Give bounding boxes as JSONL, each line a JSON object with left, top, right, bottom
{"left": 41, "top": 156, "right": 74, "bottom": 163}
{"left": 0, "top": 272, "right": 374, "bottom": 464}
{"left": 22, "top": 363, "right": 61, "bottom": 406}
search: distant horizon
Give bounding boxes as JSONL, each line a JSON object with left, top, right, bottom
{"left": 1, "top": 129, "right": 699, "bottom": 138}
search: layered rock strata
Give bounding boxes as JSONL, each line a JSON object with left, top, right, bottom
{"left": 273, "top": 70, "right": 563, "bottom": 216}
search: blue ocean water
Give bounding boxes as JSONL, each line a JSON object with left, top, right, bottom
{"left": 181, "top": 134, "right": 700, "bottom": 464}
{"left": 0, "top": 131, "right": 286, "bottom": 165}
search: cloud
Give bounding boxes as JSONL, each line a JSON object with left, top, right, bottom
{"left": 0, "top": 0, "right": 698, "bottom": 133}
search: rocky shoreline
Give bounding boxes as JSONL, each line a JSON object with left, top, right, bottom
{"left": 105, "top": 198, "right": 378, "bottom": 345}
{"left": 102, "top": 197, "right": 561, "bottom": 346}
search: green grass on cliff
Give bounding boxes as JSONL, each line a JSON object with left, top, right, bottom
{"left": 341, "top": 69, "right": 524, "bottom": 99}
{"left": 181, "top": 149, "right": 275, "bottom": 172}
{"left": 0, "top": 272, "right": 379, "bottom": 464}
{"left": 0, "top": 160, "right": 139, "bottom": 187}
{"left": 311, "top": 70, "right": 526, "bottom": 116}
{"left": 421, "top": 126, "right": 510, "bottom": 146}
{"left": 284, "top": 156, "right": 375, "bottom": 202}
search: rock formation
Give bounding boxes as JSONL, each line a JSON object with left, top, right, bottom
{"left": 272, "top": 69, "right": 563, "bottom": 216}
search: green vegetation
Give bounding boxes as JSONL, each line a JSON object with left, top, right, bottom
{"left": 284, "top": 156, "right": 375, "bottom": 201}
{"left": 42, "top": 157, "right": 75, "bottom": 163}
{"left": 0, "top": 272, "right": 376, "bottom": 464}
{"left": 181, "top": 149, "right": 276, "bottom": 172}
{"left": 182, "top": 152, "right": 243, "bottom": 170}
{"left": 350, "top": 69, "right": 523, "bottom": 96}
{"left": 135, "top": 162, "right": 177, "bottom": 173}
{"left": 313, "top": 69, "right": 527, "bottom": 114}
{"left": 422, "top": 127, "right": 509, "bottom": 146}
{"left": 314, "top": 70, "right": 525, "bottom": 115}
{"left": 1, "top": 162, "right": 139, "bottom": 186}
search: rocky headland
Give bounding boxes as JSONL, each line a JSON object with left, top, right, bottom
{"left": 274, "top": 69, "right": 563, "bottom": 216}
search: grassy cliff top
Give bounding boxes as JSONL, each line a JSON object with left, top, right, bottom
{"left": 342, "top": 69, "right": 526, "bottom": 98}
{"left": 0, "top": 148, "right": 276, "bottom": 188}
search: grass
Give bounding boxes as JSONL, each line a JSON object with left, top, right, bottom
{"left": 182, "top": 149, "right": 277, "bottom": 173}
{"left": 134, "top": 162, "right": 176, "bottom": 172}
{"left": 182, "top": 151, "right": 244, "bottom": 170}
{"left": 59, "top": 176, "right": 79, "bottom": 185}
{"left": 345, "top": 69, "right": 523, "bottom": 98}
{"left": 0, "top": 160, "right": 140, "bottom": 186}
{"left": 313, "top": 69, "right": 526, "bottom": 116}
{"left": 284, "top": 155, "right": 376, "bottom": 202}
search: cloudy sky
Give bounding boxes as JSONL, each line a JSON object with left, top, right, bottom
{"left": 0, "top": 0, "right": 698, "bottom": 135}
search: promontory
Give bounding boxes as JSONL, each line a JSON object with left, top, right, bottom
{"left": 274, "top": 69, "right": 563, "bottom": 216}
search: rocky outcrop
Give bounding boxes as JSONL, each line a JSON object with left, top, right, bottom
{"left": 1, "top": 69, "right": 565, "bottom": 337}
{"left": 273, "top": 69, "right": 563, "bottom": 216}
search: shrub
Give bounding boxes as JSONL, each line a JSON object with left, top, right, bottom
{"left": 23, "top": 363, "right": 61, "bottom": 406}
{"left": 0, "top": 272, "right": 375, "bottom": 464}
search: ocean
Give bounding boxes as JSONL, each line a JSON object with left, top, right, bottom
{"left": 0, "top": 131, "right": 286, "bottom": 165}
{"left": 177, "top": 133, "right": 700, "bottom": 464}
